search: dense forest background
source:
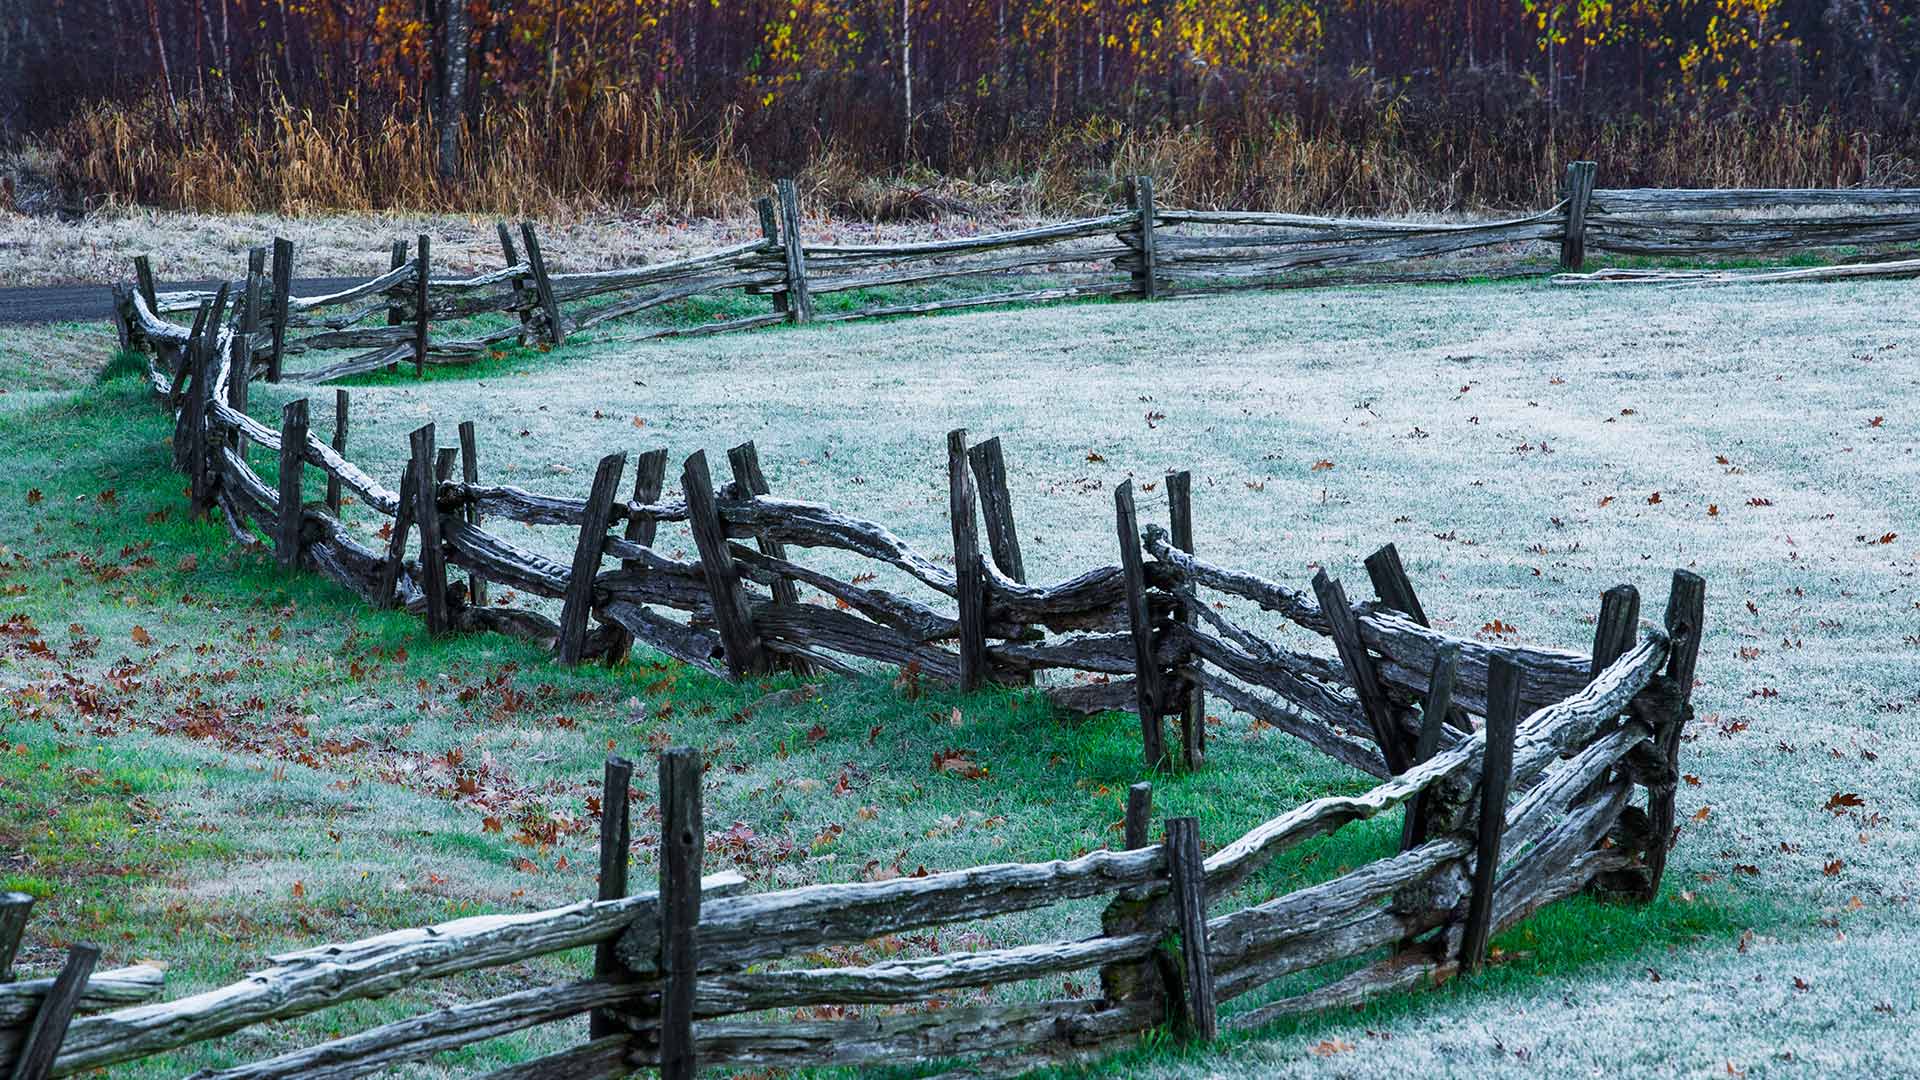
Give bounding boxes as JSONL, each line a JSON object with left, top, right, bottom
{"left": 3, "top": 1, "right": 1917, "bottom": 215}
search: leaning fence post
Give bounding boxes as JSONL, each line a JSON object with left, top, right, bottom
{"left": 1460, "top": 653, "right": 1522, "bottom": 973}
{"left": 1165, "top": 470, "right": 1205, "bottom": 767}
{"left": 1165, "top": 816, "right": 1217, "bottom": 1041}
{"left": 775, "top": 179, "right": 813, "bottom": 323}
{"left": 276, "top": 399, "right": 309, "bottom": 569}
{"left": 590, "top": 754, "right": 635, "bottom": 1039}
{"left": 756, "top": 195, "right": 788, "bottom": 317}
{"left": 408, "top": 424, "right": 451, "bottom": 634}
{"left": 657, "top": 747, "right": 703, "bottom": 1080}
{"left": 728, "top": 441, "right": 811, "bottom": 676}
{"left": 267, "top": 237, "right": 292, "bottom": 383}
{"left": 496, "top": 222, "right": 533, "bottom": 346}
{"left": 455, "top": 420, "right": 485, "bottom": 604}
{"left": 1115, "top": 480, "right": 1167, "bottom": 768}
{"left": 558, "top": 452, "right": 627, "bottom": 665}
{"left": 1130, "top": 176, "right": 1159, "bottom": 300}
{"left": 1312, "top": 570, "right": 1409, "bottom": 775}
{"left": 519, "top": 222, "right": 564, "bottom": 346}
{"left": 605, "top": 447, "right": 670, "bottom": 667}
{"left": 1560, "top": 161, "right": 1598, "bottom": 271}
{"left": 0, "top": 891, "right": 32, "bottom": 980}
{"left": 377, "top": 467, "right": 417, "bottom": 610}
{"left": 1642, "top": 570, "right": 1705, "bottom": 900}
{"left": 8, "top": 943, "right": 99, "bottom": 1080}
{"left": 947, "top": 430, "right": 988, "bottom": 691}
{"left": 1399, "top": 645, "right": 1457, "bottom": 854}
{"left": 682, "top": 450, "right": 769, "bottom": 678}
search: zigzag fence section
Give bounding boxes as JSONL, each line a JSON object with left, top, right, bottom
{"left": 3, "top": 248, "right": 1717, "bottom": 1077}
{"left": 113, "top": 168, "right": 1920, "bottom": 384}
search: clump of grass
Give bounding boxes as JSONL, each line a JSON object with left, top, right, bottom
{"left": 96, "top": 346, "right": 150, "bottom": 384}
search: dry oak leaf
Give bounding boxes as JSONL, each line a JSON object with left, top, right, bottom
{"left": 931, "top": 748, "right": 987, "bottom": 780}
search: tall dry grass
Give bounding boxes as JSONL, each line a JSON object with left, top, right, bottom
{"left": 41, "top": 92, "right": 1920, "bottom": 220}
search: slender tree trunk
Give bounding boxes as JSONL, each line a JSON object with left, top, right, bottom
{"left": 899, "top": 0, "right": 912, "bottom": 161}
{"left": 142, "top": 0, "right": 175, "bottom": 106}
{"left": 437, "top": 0, "right": 470, "bottom": 182}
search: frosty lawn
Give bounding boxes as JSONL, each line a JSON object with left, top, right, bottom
{"left": 2, "top": 275, "right": 1915, "bottom": 1076}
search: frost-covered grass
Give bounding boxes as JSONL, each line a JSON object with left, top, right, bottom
{"left": 4, "top": 275, "right": 1916, "bottom": 1076}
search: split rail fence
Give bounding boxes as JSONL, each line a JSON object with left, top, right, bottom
{"left": 114, "top": 168, "right": 1920, "bottom": 383}
{"left": 11, "top": 247, "right": 1718, "bottom": 1075}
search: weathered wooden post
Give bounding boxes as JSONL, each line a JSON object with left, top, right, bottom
{"left": 728, "top": 441, "right": 810, "bottom": 676}
{"left": 1641, "top": 570, "right": 1705, "bottom": 899}
{"left": 1114, "top": 480, "right": 1167, "bottom": 768}
{"left": 267, "top": 237, "right": 293, "bottom": 382}
{"left": 1460, "top": 653, "right": 1522, "bottom": 972}
{"left": 756, "top": 195, "right": 788, "bottom": 317}
{"left": 496, "top": 222, "right": 534, "bottom": 346}
{"left": 682, "top": 450, "right": 769, "bottom": 678}
{"left": 558, "top": 452, "right": 627, "bottom": 665}
{"left": 775, "top": 179, "right": 813, "bottom": 323}
{"left": 1129, "top": 176, "right": 1159, "bottom": 300}
{"left": 132, "top": 254, "right": 159, "bottom": 318}
{"left": 454, "top": 420, "right": 484, "bottom": 603}
{"left": 947, "top": 430, "right": 988, "bottom": 691}
{"left": 377, "top": 467, "right": 417, "bottom": 610}
{"left": 968, "top": 436, "right": 1028, "bottom": 686}
{"left": 519, "top": 223, "right": 564, "bottom": 346}
{"left": 604, "top": 447, "right": 670, "bottom": 667}
{"left": 8, "top": 943, "right": 100, "bottom": 1080}
{"left": 1399, "top": 645, "right": 1457, "bottom": 854}
{"left": 1165, "top": 816, "right": 1217, "bottom": 1041}
{"left": 1165, "top": 470, "right": 1204, "bottom": 767}
{"left": 412, "top": 233, "right": 431, "bottom": 378}
{"left": 1560, "top": 161, "right": 1598, "bottom": 271}
{"left": 327, "top": 390, "right": 350, "bottom": 516}
{"left": 1312, "top": 570, "right": 1409, "bottom": 775}
{"left": 657, "top": 747, "right": 703, "bottom": 1080}
{"left": 408, "top": 424, "right": 451, "bottom": 634}
{"left": 590, "top": 754, "right": 635, "bottom": 1039}
{"left": 276, "top": 399, "right": 310, "bottom": 569}
{"left": 1123, "top": 782, "right": 1153, "bottom": 850}
{"left": 0, "top": 891, "right": 32, "bottom": 981}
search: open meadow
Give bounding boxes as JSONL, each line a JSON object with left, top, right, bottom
{"left": 3, "top": 275, "right": 1918, "bottom": 1076}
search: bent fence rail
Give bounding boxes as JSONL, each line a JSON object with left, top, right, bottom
{"left": 115, "top": 168, "right": 1920, "bottom": 384}
{"left": 16, "top": 230, "right": 1716, "bottom": 1075}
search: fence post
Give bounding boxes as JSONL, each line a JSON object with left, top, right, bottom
{"left": 238, "top": 245, "right": 265, "bottom": 389}
{"left": 657, "top": 747, "right": 703, "bottom": 1080}
{"left": 408, "top": 424, "right": 451, "bottom": 633}
{"left": 1115, "top": 480, "right": 1167, "bottom": 769}
{"left": 1130, "top": 176, "right": 1159, "bottom": 300}
{"left": 1165, "top": 817, "right": 1217, "bottom": 1041}
{"left": 1641, "top": 570, "right": 1705, "bottom": 900}
{"left": 276, "top": 399, "right": 309, "bottom": 569}
{"left": 1123, "top": 782, "right": 1153, "bottom": 850}
{"left": 7, "top": 943, "right": 99, "bottom": 1080}
{"left": 496, "top": 222, "right": 533, "bottom": 346}
{"left": 1165, "top": 471, "right": 1205, "bottom": 767}
{"left": 947, "top": 430, "right": 988, "bottom": 691}
{"left": 1399, "top": 646, "right": 1457, "bottom": 854}
{"left": 1460, "top": 653, "right": 1521, "bottom": 973}
{"left": 455, "top": 420, "right": 485, "bottom": 603}
{"left": 558, "top": 452, "right": 627, "bottom": 665}
{"left": 268, "top": 237, "right": 292, "bottom": 383}
{"left": 775, "top": 179, "right": 813, "bottom": 323}
{"left": 1312, "top": 571, "right": 1409, "bottom": 775}
{"left": 187, "top": 286, "right": 229, "bottom": 519}
{"left": 412, "top": 233, "right": 431, "bottom": 377}
{"left": 967, "top": 437, "right": 1026, "bottom": 584}
{"left": 756, "top": 196, "right": 788, "bottom": 317}
{"left": 605, "top": 447, "right": 669, "bottom": 667}
{"left": 519, "top": 223, "right": 564, "bottom": 346}
{"left": 377, "top": 466, "right": 417, "bottom": 610}
{"left": 728, "top": 441, "right": 811, "bottom": 676}
{"left": 1560, "top": 161, "right": 1598, "bottom": 271}
{"left": 590, "top": 754, "right": 635, "bottom": 1039}
{"left": 0, "top": 891, "right": 32, "bottom": 980}
{"left": 132, "top": 254, "right": 159, "bottom": 318}
{"left": 682, "top": 450, "right": 769, "bottom": 678}
{"left": 326, "top": 390, "right": 349, "bottom": 516}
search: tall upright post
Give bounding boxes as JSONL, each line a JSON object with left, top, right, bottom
{"left": 590, "top": 754, "right": 634, "bottom": 1039}
{"left": 1461, "top": 653, "right": 1522, "bottom": 972}
{"left": 775, "top": 180, "right": 813, "bottom": 323}
{"left": 1130, "top": 176, "right": 1159, "bottom": 300}
{"left": 682, "top": 451, "right": 769, "bottom": 678}
{"left": 756, "top": 196, "right": 788, "bottom": 316}
{"left": 1115, "top": 480, "right": 1167, "bottom": 768}
{"left": 947, "top": 430, "right": 988, "bottom": 691}
{"left": 1165, "top": 816, "right": 1217, "bottom": 1041}
{"left": 657, "top": 747, "right": 703, "bottom": 1080}
{"left": 413, "top": 234, "right": 431, "bottom": 377}
{"left": 519, "top": 222, "right": 564, "bottom": 346}
{"left": 1643, "top": 571, "right": 1705, "bottom": 899}
{"left": 276, "top": 399, "right": 310, "bottom": 569}
{"left": 456, "top": 420, "right": 485, "bottom": 604}
{"left": 1560, "top": 161, "right": 1598, "bottom": 271}
{"left": 132, "top": 255, "right": 159, "bottom": 318}
{"left": 267, "top": 237, "right": 293, "bottom": 383}
{"left": 1165, "top": 470, "right": 1204, "bottom": 767}
{"left": 327, "top": 390, "right": 349, "bottom": 516}
{"left": 557, "top": 453, "right": 627, "bottom": 665}
{"left": 496, "top": 222, "right": 533, "bottom": 346}
{"left": 728, "top": 441, "right": 810, "bottom": 676}
{"left": 408, "top": 424, "right": 451, "bottom": 634}
{"left": 605, "top": 447, "right": 670, "bottom": 667}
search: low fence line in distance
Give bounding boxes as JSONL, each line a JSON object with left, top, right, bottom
{"left": 115, "top": 167, "right": 1920, "bottom": 385}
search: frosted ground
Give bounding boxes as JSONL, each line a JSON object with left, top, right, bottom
{"left": 236, "top": 276, "right": 1920, "bottom": 1077}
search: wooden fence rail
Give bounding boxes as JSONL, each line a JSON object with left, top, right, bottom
{"left": 116, "top": 169, "right": 1920, "bottom": 384}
